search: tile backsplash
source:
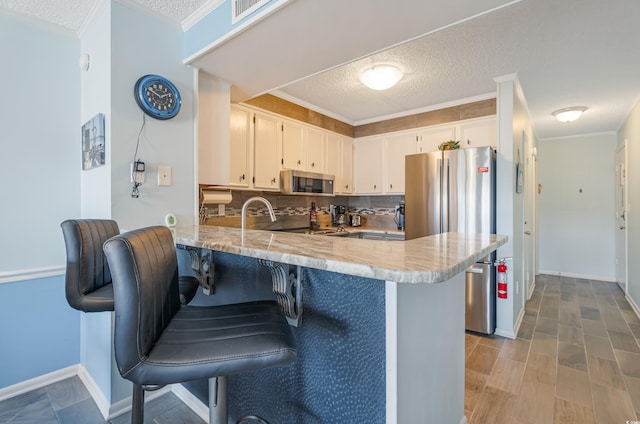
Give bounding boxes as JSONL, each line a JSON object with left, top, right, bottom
{"left": 201, "top": 190, "right": 404, "bottom": 230}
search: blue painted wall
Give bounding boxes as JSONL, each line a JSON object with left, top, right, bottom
{"left": 0, "top": 276, "right": 80, "bottom": 388}
{"left": 0, "top": 14, "right": 80, "bottom": 272}
{"left": 183, "top": 0, "right": 278, "bottom": 58}
{"left": 0, "top": 13, "right": 81, "bottom": 389}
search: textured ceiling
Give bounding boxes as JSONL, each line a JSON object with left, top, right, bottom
{"left": 274, "top": 0, "right": 640, "bottom": 139}
{"left": 3, "top": 0, "right": 639, "bottom": 140}
{"left": 0, "top": 0, "right": 207, "bottom": 31}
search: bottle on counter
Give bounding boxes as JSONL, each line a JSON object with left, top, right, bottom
{"left": 310, "top": 201, "right": 318, "bottom": 231}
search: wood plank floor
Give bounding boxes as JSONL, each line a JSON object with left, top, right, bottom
{"left": 466, "top": 274, "right": 640, "bottom": 424}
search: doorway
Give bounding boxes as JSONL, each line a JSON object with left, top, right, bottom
{"left": 523, "top": 131, "right": 536, "bottom": 300}
{"left": 615, "top": 142, "right": 628, "bottom": 293}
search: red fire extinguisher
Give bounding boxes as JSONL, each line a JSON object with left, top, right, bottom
{"left": 497, "top": 260, "right": 508, "bottom": 299}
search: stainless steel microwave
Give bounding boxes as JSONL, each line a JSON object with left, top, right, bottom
{"left": 280, "top": 170, "right": 335, "bottom": 196}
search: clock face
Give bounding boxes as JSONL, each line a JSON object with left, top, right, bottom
{"left": 134, "top": 75, "right": 181, "bottom": 120}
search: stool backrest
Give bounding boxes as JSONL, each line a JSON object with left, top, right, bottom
{"left": 103, "top": 226, "right": 182, "bottom": 378}
{"left": 61, "top": 219, "right": 119, "bottom": 312}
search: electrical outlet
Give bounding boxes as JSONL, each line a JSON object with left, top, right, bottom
{"left": 158, "top": 165, "right": 172, "bottom": 186}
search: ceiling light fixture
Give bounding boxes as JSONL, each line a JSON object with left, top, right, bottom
{"left": 359, "top": 65, "right": 403, "bottom": 90}
{"left": 552, "top": 106, "right": 587, "bottom": 123}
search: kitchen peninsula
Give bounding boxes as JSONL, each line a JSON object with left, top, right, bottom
{"left": 173, "top": 225, "right": 507, "bottom": 423}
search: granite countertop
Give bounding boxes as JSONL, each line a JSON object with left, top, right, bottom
{"left": 172, "top": 225, "right": 507, "bottom": 284}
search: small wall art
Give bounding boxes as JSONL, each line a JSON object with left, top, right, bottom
{"left": 82, "top": 113, "right": 105, "bottom": 170}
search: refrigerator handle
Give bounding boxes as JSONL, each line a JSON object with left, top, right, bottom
{"left": 442, "top": 157, "right": 450, "bottom": 233}
{"left": 438, "top": 158, "right": 444, "bottom": 233}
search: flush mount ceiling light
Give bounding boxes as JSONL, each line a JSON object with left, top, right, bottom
{"left": 359, "top": 65, "right": 404, "bottom": 90}
{"left": 552, "top": 106, "right": 587, "bottom": 123}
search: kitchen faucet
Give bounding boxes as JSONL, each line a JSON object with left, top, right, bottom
{"left": 241, "top": 196, "right": 277, "bottom": 230}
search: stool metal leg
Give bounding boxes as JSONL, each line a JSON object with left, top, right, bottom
{"left": 131, "top": 384, "right": 144, "bottom": 424}
{"left": 209, "top": 376, "right": 227, "bottom": 424}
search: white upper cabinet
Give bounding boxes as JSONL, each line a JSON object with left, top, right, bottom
{"left": 281, "top": 119, "right": 305, "bottom": 170}
{"left": 458, "top": 117, "right": 497, "bottom": 148}
{"left": 352, "top": 116, "right": 496, "bottom": 195}
{"left": 305, "top": 127, "right": 326, "bottom": 173}
{"left": 327, "top": 133, "right": 353, "bottom": 194}
{"left": 385, "top": 133, "right": 417, "bottom": 194}
{"left": 281, "top": 118, "right": 327, "bottom": 172}
{"left": 354, "top": 138, "right": 383, "bottom": 194}
{"left": 253, "top": 111, "right": 281, "bottom": 190}
{"left": 341, "top": 137, "right": 353, "bottom": 194}
{"left": 416, "top": 125, "right": 457, "bottom": 154}
{"left": 228, "top": 105, "right": 251, "bottom": 187}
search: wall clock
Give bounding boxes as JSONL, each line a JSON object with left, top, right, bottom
{"left": 134, "top": 74, "right": 181, "bottom": 120}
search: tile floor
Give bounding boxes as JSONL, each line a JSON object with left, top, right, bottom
{"left": 466, "top": 274, "right": 640, "bottom": 424}
{"left": 0, "top": 376, "right": 204, "bottom": 424}
{"left": 2, "top": 274, "right": 639, "bottom": 423}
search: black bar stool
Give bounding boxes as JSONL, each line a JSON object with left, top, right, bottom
{"left": 103, "top": 226, "right": 297, "bottom": 424}
{"left": 61, "top": 219, "right": 199, "bottom": 310}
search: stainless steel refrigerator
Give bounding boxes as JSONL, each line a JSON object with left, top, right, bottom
{"left": 405, "top": 146, "right": 496, "bottom": 334}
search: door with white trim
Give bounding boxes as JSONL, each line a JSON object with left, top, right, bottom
{"left": 615, "top": 142, "right": 628, "bottom": 293}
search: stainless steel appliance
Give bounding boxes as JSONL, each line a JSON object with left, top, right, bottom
{"left": 280, "top": 170, "right": 335, "bottom": 196}
{"left": 394, "top": 202, "right": 405, "bottom": 230}
{"left": 349, "top": 213, "right": 361, "bottom": 227}
{"left": 405, "top": 146, "right": 496, "bottom": 334}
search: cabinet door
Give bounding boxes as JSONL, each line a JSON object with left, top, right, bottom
{"left": 281, "top": 120, "right": 305, "bottom": 170}
{"left": 354, "top": 139, "right": 383, "bottom": 194}
{"left": 229, "top": 106, "right": 251, "bottom": 187}
{"left": 253, "top": 112, "right": 281, "bottom": 190}
{"left": 305, "top": 127, "right": 326, "bottom": 172}
{"left": 326, "top": 133, "right": 353, "bottom": 194}
{"left": 341, "top": 138, "right": 353, "bottom": 194}
{"left": 417, "top": 125, "right": 456, "bottom": 153}
{"left": 458, "top": 117, "right": 497, "bottom": 148}
{"left": 385, "top": 133, "right": 416, "bottom": 194}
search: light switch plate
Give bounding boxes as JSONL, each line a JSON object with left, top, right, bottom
{"left": 158, "top": 165, "right": 172, "bottom": 186}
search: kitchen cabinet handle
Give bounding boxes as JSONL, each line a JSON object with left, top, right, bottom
{"left": 524, "top": 231, "right": 531, "bottom": 235}
{"left": 240, "top": 174, "right": 245, "bottom": 181}
{"left": 297, "top": 160, "right": 301, "bottom": 165}
{"left": 390, "top": 183, "right": 393, "bottom": 189}
{"left": 311, "top": 162, "right": 315, "bottom": 167}
{"left": 271, "top": 177, "right": 276, "bottom": 184}
{"left": 374, "top": 184, "right": 377, "bottom": 189}
{"left": 345, "top": 184, "right": 349, "bottom": 189}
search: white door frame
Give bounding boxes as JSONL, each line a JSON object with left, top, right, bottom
{"left": 615, "top": 141, "right": 628, "bottom": 294}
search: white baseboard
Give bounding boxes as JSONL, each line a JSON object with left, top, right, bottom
{"left": 527, "top": 281, "right": 536, "bottom": 300}
{"left": 460, "top": 415, "right": 469, "bottom": 424}
{"left": 0, "top": 364, "right": 79, "bottom": 402}
{"left": 76, "top": 365, "right": 110, "bottom": 419}
{"left": 171, "top": 383, "right": 210, "bottom": 422}
{"left": 538, "top": 270, "right": 615, "bottom": 283}
{"left": 1, "top": 364, "right": 176, "bottom": 422}
{"left": 494, "top": 328, "right": 516, "bottom": 339}
{"left": 626, "top": 293, "right": 640, "bottom": 321}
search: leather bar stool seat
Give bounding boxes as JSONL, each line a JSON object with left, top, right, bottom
{"left": 61, "top": 219, "right": 199, "bottom": 311}
{"left": 103, "top": 226, "right": 297, "bottom": 424}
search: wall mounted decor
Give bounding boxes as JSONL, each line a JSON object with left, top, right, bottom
{"left": 82, "top": 113, "right": 105, "bottom": 171}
